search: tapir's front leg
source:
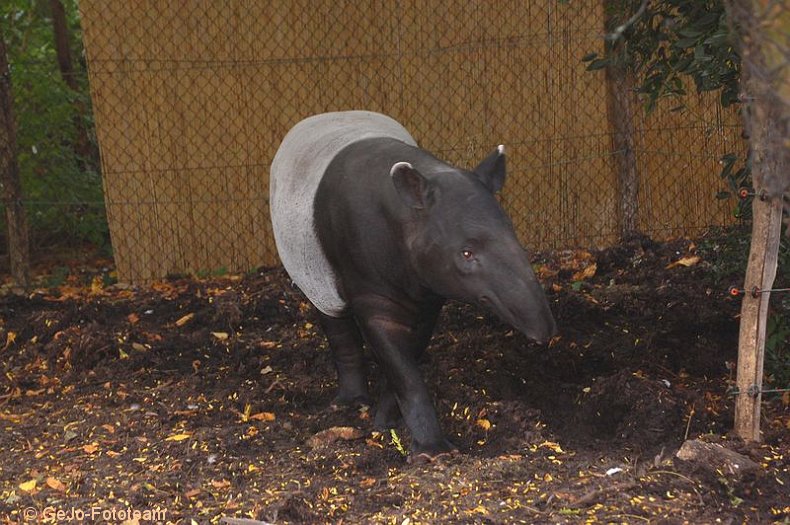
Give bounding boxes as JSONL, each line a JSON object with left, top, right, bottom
{"left": 352, "top": 295, "right": 455, "bottom": 460}
{"left": 373, "top": 300, "right": 443, "bottom": 430}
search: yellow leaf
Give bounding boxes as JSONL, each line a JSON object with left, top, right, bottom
{"left": 119, "top": 349, "right": 129, "bottom": 359}
{"left": 539, "top": 441, "right": 565, "bottom": 454}
{"left": 249, "top": 412, "right": 275, "bottom": 422}
{"left": 571, "top": 263, "right": 597, "bottom": 282}
{"left": 19, "top": 479, "right": 37, "bottom": 491}
{"left": 211, "top": 332, "right": 229, "bottom": 341}
{"left": 360, "top": 477, "right": 376, "bottom": 488}
{"left": 184, "top": 488, "right": 202, "bottom": 498}
{"left": 90, "top": 276, "right": 104, "bottom": 294}
{"left": 175, "top": 313, "right": 195, "bottom": 327}
{"left": 211, "top": 479, "right": 231, "bottom": 489}
{"left": 476, "top": 418, "right": 492, "bottom": 431}
{"left": 46, "top": 477, "right": 66, "bottom": 492}
{"left": 4, "top": 331, "right": 16, "bottom": 350}
{"left": 666, "top": 255, "right": 701, "bottom": 269}
{"left": 0, "top": 412, "right": 23, "bottom": 423}
{"left": 165, "top": 433, "right": 192, "bottom": 442}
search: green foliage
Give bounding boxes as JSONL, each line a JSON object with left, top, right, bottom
{"left": 699, "top": 228, "right": 790, "bottom": 386}
{"left": 1, "top": 0, "right": 107, "bottom": 249}
{"left": 764, "top": 310, "right": 790, "bottom": 392}
{"left": 582, "top": 0, "right": 740, "bottom": 112}
{"left": 574, "top": 0, "right": 750, "bottom": 219}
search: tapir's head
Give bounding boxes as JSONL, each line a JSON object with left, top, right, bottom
{"left": 390, "top": 146, "right": 557, "bottom": 344}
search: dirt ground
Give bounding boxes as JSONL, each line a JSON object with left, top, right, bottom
{"left": 0, "top": 231, "right": 788, "bottom": 524}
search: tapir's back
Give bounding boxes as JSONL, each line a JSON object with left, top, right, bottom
{"left": 270, "top": 111, "right": 417, "bottom": 317}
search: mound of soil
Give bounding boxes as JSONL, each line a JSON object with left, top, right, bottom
{"left": 0, "top": 233, "right": 787, "bottom": 523}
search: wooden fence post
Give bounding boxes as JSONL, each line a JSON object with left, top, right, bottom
{"left": 727, "top": 0, "right": 789, "bottom": 442}
{"left": 0, "top": 26, "right": 30, "bottom": 290}
{"left": 734, "top": 195, "right": 783, "bottom": 441}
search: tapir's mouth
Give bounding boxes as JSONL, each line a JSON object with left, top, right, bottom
{"left": 478, "top": 294, "right": 557, "bottom": 344}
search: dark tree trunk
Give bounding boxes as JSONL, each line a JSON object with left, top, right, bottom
{"left": 49, "top": 0, "right": 94, "bottom": 160}
{"left": 605, "top": 62, "right": 640, "bottom": 240}
{"left": 0, "top": 29, "right": 31, "bottom": 289}
{"left": 50, "top": 0, "right": 78, "bottom": 90}
{"left": 603, "top": 3, "right": 641, "bottom": 240}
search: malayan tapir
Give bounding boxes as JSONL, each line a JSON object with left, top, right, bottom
{"left": 270, "top": 111, "right": 556, "bottom": 460}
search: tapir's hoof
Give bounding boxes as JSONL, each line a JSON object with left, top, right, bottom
{"left": 408, "top": 440, "right": 459, "bottom": 464}
{"left": 330, "top": 393, "right": 372, "bottom": 411}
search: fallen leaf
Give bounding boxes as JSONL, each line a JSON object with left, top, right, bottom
{"left": 165, "top": 433, "right": 192, "bottom": 442}
{"left": 539, "top": 441, "right": 565, "bottom": 454}
{"left": 175, "top": 313, "right": 195, "bottom": 327}
{"left": 211, "top": 479, "right": 231, "bottom": 489}
{"left": 90, "top": 276, "right": 104, "bottom": 294}
{"left": 46, "top": 477, "right": 66, "bottom": 492}
{"left": 19, "top": 479, "right": 37, "bottom": 492}
{"left": 131, "top": 342, "right": 147, "bottom": 352}
{"left": 666, "top": 255, "right": 701, "bottom": 269}
{"left": 571, "top": 263, "right": 597, "bottom": 282}
{"left": 4, "top": 331, "right": 16, "bottom": 350}
{"left": 211, "top": 331, "right": 229, "bottom": 341}
{"left": 249, "top": 412, "right": 275, "bottom": 422}
{"left": 127, "top": 313, "right": 140, "bottom": 324}
{"left": 476, "top": 418, "right": 492, "bottom": 431}
{"left": 307, "top": 426, "right": 364, "bottom": 448}
{"left": 184, "top": 488, "right": 202, "bottom": 498}
{"left": 360, "top": 477, "right": 376, "bottom": 488}
{"left": 83, "top": 443, "right": 99, "bottom": 454}
{"left": 0, "top": 412, "right": 23, "bottom": 423}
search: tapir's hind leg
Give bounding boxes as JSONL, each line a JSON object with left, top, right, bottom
{"left": 317, "top": 312, "right": 371, "bottom": 408}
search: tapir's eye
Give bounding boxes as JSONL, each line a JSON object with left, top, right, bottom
{"left": 462, "top": 249, "right": 474, "bottom": 260}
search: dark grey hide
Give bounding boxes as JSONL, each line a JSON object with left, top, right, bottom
{"left": 270, "top": 111, "right": 556, "bottom": 459}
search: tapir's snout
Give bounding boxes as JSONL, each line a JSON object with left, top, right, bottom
{"left": 480, "top": 288, "right": 556, "bottom": 344}
{"left": 477, "top": 247, "right": 557, "bottom": 345}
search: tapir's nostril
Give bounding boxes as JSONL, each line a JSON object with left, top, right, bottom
{"left": 479, "top": 295, "right": 490, "bottom": 304}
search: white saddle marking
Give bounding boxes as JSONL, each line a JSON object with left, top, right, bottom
{"left": 269, "top": 111, "right": 417, "bottom": 316}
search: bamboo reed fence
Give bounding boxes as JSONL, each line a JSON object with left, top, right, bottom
{"left": 78, "top": 0, "right": 742, "bottom": 281}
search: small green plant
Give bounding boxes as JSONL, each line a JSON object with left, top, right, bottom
{"left": 44, "top": 266, "right": 70, "bottom": 287}
{"left": 765, "top": 308, "right": 790, "bottom": 392}
{"left": 718, "top": 477, "right": 744, "bottom": 508}
{"left": 389, "top": 429, "right": 408, "bottom": 456}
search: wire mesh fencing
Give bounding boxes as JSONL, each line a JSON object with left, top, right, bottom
{"left": 3, "top": 1, "right": 744, "bottom": 282}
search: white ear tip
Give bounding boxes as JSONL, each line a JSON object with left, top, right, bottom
{"left": 390, "top": 161, "right": 413, "bottom": 177}
{"left": 497, "top": 144, "right": 505, "bottom": 155}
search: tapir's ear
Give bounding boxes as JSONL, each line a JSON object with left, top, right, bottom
{"left": 473, "top": 144, "right": 506, "bottom": 193}
{"left": 390, "top": 162, "right": 430, "bottom": 209}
